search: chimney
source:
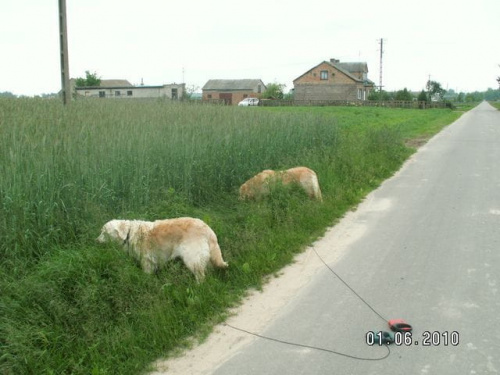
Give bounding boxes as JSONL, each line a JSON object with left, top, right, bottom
{"left": 330, "top": 58, "right": 340, "bottom": 64}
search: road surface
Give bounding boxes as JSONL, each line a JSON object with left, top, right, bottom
{"left": 154, "top": 102, "right": 500, "bottom": 374}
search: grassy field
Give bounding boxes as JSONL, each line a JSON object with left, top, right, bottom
{"left": 489, "top": 101, "right": 500, "bottom": 110}
{"left": 0, "top": 98, "right": 462, "bottom": 374}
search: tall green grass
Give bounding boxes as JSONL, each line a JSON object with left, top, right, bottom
{"left": 0, "top": 98, "right": 461, "bottom": 374}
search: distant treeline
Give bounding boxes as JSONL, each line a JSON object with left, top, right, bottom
{"left": 452, "top": 88, "right": 500, "bottom": 102}
{"left": 0, "top": 91, "right": 58, "bottom": 99}
{"left": 368, "top": 87, "right": 500, "bottom": 103}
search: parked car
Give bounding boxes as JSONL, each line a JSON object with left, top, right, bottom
{"left": 238, "top": 98, "right": 259, "bottom": 106}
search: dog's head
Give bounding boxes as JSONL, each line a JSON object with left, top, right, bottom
{"left": 96, "top": 220, "right": 130, "bottom": 244}
{"left": 239, "top": 170, "right": 275, "bottom": 200}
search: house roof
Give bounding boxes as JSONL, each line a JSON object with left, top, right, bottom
{"left": 99, "top": 79, "right": 133, "bottom": 87}
{"left": 293, "top": 60, "right": 373, "bottom": 86}
{"left": 202, "top": 79, "right": 266, "bottom": 91}
{"left": 71, "top": 78, "right": 135, "bottom": 90}
{"left": 337, "top": 62, "right": 368, "bottom": 73}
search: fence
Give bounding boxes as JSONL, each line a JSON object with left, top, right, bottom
{"left": 259, "top": 99, "right": 449, "bottom": 109}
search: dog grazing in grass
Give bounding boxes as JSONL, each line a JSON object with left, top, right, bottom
{"left": 239, "top": 166, "right": 323, "bottom": 201}
{"left": 97, "top": 217, "right": 228, "bottom": 282}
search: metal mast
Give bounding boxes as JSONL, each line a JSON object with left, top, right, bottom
{"left": 378, "top": 38, "right": 384, "bottom": 93}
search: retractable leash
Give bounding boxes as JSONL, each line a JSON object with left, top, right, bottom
{"left": 224, "top": 246, "right": 413, "bottom": 360}
{"left": 372, "top": 320, "right": 413, "bottom": 345}
{"left": 388, "top": 319, "right": 413, "bottom": 333}
{"left": 311, "top": 246, "right": 413, "bottom": 345}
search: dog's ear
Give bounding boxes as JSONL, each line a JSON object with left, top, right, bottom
{"left": 114, "top": 221, "right": 130, "bottom": 241}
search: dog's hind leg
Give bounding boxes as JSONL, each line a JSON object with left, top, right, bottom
{"left": 208, "top": 236, "right": 228, "bottom": 269}
{"left": 301, "top": 175, "right": 323, "bottom": 201}
{"left": 178, "top": 242, "right": 210, "bottom": 282}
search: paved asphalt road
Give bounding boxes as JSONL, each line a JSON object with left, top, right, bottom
{"left": 213, "top": 102, "right": 500, "bottom": 374}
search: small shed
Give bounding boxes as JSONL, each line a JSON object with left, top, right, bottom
{"left": 202, "top": 79, "right": 266, "bottom": 105}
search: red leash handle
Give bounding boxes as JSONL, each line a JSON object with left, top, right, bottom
{"left": 388, "top": 319, "right": 413, "bottom": 333}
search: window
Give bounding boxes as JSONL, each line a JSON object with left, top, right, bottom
{"left": 357, "top": 89, "right": 362, "bottom": 100}
{"left": 320, "top": 71, "right": 328, "bottom": 80}
{"left": 115, "top": 91, "right": 121, "bottom": 97}
{"left": 207, "top": 94, "right": 212, "bottom": 99}
{"left": 171, "top": 88, "right": 178, "bottom": 100}
{"left": 99, "top": 91, "right": 105, "bottom": 98}
{"left": 258, "top": 85, "right": 261, "bottom": 93}
{"left": 127, "top": 91, "right": 133, "bottom": 96}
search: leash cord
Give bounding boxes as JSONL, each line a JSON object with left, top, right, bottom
{"left": 311, "top": 246, "right": 388, "bottom": 323}
{"left": 223, "top": 246, "right": 393, "bottom": 361}
{"left": 224, "top": 323, "right": 390, "bottom": 361}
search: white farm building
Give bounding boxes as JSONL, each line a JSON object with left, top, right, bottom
{"left": 72, "top": 79, "right": 185, "bottom": 100}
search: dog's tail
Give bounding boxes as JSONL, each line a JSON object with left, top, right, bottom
{"left": 311, "top": 174, "right": 323, "bottom": 201}
{"left": 301, "top": 170, "right": 323, "bottom": 201}
{"left": 208, "top": 234, "right": 229, "bottom": 269}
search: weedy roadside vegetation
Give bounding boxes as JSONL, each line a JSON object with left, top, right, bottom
{"left": 0, "top": 98, "right": 461, "bottom": 374}
{"left": 489, "top": 101, "right": 500, "bottom": 110}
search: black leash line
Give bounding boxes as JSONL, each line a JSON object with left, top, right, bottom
{"left": 223, "top": 246, "right": 393, "bottom": 361}
{"left": 224, "top": 323, "right": 390, "bottom": 361}
{"left": 311, "top": 246, "right": 388, "bottom": 324}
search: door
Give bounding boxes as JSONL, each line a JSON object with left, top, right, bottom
{"left": 219, "top": 93, "right": 232, "bottom": 105}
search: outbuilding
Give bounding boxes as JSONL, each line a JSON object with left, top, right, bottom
{"left": 202, "top": 79, "right": 266, "bottom": 105}
{"left": 73, "top": 79, "right": 185, "bottom": 100}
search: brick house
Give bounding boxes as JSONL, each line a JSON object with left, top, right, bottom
{"left": 202, "top": 79, "right": 266, "bottom": 105}
{"left": 72, "top": 79, "right": 185, "bottom": 100}
{"left": 293, "top": 59, "right": 375, "bottom": 102}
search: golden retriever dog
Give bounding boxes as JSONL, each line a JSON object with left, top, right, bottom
{"left": 97, "top": 217, "right": 228, "bottom": 282}
{"left": 239, "top": 166, "right": 322, "bottom": 201}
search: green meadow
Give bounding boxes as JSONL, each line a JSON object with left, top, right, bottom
{"left": 0, "top": 98, "right": 462, "bottom": 374}
{"left": 489, "top": 101, "right": 500, "bottom": 110}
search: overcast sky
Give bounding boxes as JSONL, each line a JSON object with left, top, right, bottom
{"left": 1, "top": 0, "right": 499, "bottom": 96}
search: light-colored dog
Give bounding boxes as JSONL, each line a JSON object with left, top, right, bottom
{"left": 97, "top": 217, "right": 228, "bottom": 282}
{"left": 239, "top": 166, "right": 323, "bottom": 201}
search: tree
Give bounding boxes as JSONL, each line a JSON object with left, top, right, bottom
{"left": 368, "top": 90, "right": 392, "bottom": 101}
{"left": 497, "top": 65, "right": 500, "bottom": 88}
{"left": 0, "top": 91, "right": 16, "bottom": 98}
{"left": 262, "top": 83, "right": 286, "bottom": 99}
{"left": 394, "top": 88, "right": 413, "bottom": 101}
{"left": 484, "top": 88, "right": 500, "bottom": 101}
{"left": 417, "top": 90, "right": 428, "bottom": 102}
{"left": 426, "top": 80, "right": 446, "bottom": 101}
{"left": 75, "top": 71, "right": 101, "bottom": 87}
{"left": 465, "top": 92, "right": 484, "bottom": 102}
{"left": 182, "top": 84, "right": 200, "bottom": 100}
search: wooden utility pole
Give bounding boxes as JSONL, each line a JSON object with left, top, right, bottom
{"left": 59, "top": 0, "right": 71, "bottom": 105}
